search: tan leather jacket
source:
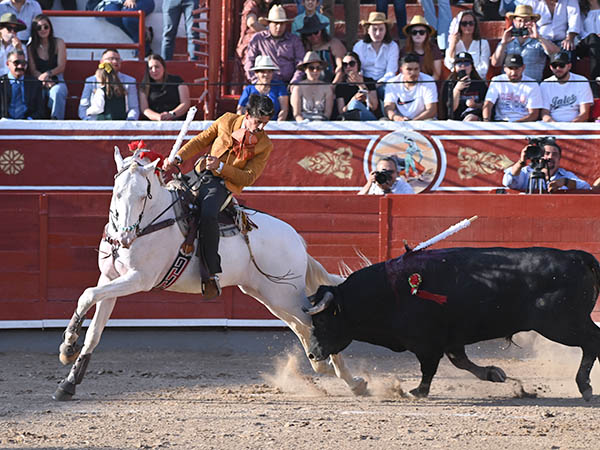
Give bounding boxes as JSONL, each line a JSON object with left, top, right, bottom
{"left": 177, "top": 113, "right": 273, "bottom": 194}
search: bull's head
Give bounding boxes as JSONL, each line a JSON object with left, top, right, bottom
{"left": 303, "top": 285, "right": 353, "bottom": 361}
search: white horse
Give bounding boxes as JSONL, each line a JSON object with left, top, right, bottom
{"left": 53, "top": 148, "right": 367, "bottom": 400}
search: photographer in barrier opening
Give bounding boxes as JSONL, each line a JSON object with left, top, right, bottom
{"left": 358, "top": 156, "right": 414, "bottom": 195}
{"left": 502, "top": 137, "right": 591, "bottom": 194}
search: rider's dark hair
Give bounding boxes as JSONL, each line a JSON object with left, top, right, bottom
{"left": 247, "top": 94, "right": 274, "bottom": 118}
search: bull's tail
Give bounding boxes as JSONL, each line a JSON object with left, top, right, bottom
{"left": 305, "top": 254, "right": 345, "bottom": 296}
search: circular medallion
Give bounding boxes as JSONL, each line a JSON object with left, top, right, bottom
{"left": 0, "top": 150, "right": 25, "bottom": 175}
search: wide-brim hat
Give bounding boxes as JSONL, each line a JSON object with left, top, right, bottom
{"left": 507, "top": 5, "right": 541, "bottom": 22}
{"left": 403, "top": 15, "right": 435, "bottom": 37}
{"left": 0, "top": 13, "right": 27, "bottom": 32}
{"left": 359, "top": 12, "right": 393, "bottom": 29}
{"left": 296, "top": 51, "right": 327, "bottom": 71}
{"left": 298, "top": 14, "right": 327, "bottom": 35}
{"left": 258, "top": 5, "right": 293, "bottom": 25}
{"left": 250, "top": 54, "right": 279, "bottom": 71}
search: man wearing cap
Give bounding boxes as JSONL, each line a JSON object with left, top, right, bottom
{"left": 292, "top": 0, "right": 330, "bottom": 37}
{"left": 383, "top": 53, "right": 437, "bottom": 121}
{"left": 0, "top": 13, "right": 25, "bottom": 77}
{"left": 483, "top": 53, "right": 543, "bottom": 122}
{"left": 0, "top": 49, "right": 46, "bottom": 119}
{"left": 244, "top": 5, "right": 305, "bottom": 86}
{"left": 540, "top": 51, "right": 592, "bottom": 122}
{"left": 0, "top": 0, "right": 41, "bottom": 42}
{"left": 491, "top": 4, "right": 560, "bottom": 81}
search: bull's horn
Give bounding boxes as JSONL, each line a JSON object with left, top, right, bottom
{"left": 302, "top": 291, "right": 334, "bottom": 316}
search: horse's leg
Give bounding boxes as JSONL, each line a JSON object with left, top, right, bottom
{"left": 53, "top": 296, "right": 117, "bottom": 401}
{"left": 328, "top": 353, "right": 368, "bottom": 395}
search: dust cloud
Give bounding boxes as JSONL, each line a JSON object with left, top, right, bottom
{"left": 262, "top": 352, "right": 326, "bottom": 396}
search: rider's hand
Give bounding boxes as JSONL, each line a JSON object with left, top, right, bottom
{"left": 162, "top": 158, "right": 177, "bottom": 171}
{"left": 205, "top": 155, "right": 220, "bottom": 170}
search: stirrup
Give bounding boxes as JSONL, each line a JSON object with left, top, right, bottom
{"left": 201, "top": 275, "right": 221, "bottom": 300}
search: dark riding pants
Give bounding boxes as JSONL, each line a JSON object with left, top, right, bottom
{"left": 195, "top": 172, "right": 230, "bottom": 275}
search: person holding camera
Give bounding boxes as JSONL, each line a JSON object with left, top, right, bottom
{"left": 490, "top": 5, "right": 560, "bottom": 82}
{"left": 358, "top": 156, "right": 414, "bottom": 195}
{"left": 502, "top": 138, "right": 591, "bottom": 193}
{"left": 441, "top": 51, "right": 487, "bottom": 121}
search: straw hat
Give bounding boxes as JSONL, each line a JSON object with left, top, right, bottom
{"left": 296, "top": 51, "right": 327, "bottom": 71}
{"left": 0, "top": 12, "right": 27, "bottom": 32}
{"left": 506, "top": 5, "right": 541, "bottom": 22}
{"left": 259, "top": 5, "right": 292, "bottom": 24}
{"left": 402, "top": 15, "right": 435, "bottom": 37}
{"left": 359, "top": 12, "right": 393, "bottom": 28}
{"left": 250, "top": 55, "right": 279, "bottom": 71}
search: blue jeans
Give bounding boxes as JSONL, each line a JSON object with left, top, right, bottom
{"left": 47, "top": 74, "right": 68, "bottom": 120}
{"left": 347, "top": 99, "right": 377, "bottom": 121}
{"left": 418, "top": 0, "right": 451, "bottom": 50}
{"left": 161, "top": 0, "right": 199, "bottom": 60}
{"left": 103, "top": 0, "right": 155, "bottom": 43}
{"left": 376, "top": 0, "right": 406, "bottom": 39}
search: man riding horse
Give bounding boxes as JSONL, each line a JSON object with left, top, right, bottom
{"left": 162, "top": 94, "right": 275, "bottom": 298}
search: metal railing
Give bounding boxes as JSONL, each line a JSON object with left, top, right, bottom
{"left": 44, "top": 10, "right": 146, "bottom": 62}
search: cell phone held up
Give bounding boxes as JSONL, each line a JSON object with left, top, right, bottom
{"left": 511, "top": 27, "right": 529, "bottom": 37}
{"left": 457, "top": 69, "right": 468, "bottom": 79}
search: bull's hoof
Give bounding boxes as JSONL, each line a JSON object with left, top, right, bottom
{"left": 59, "top": 342, "right": 82, "bottom": 366}
{"left": 350, "top": 377, "right": 368, "bottom": 396}
{"left": 409, "top": 386, "right": 430, "bottom": 398}
{"left": 486, "top": 366, "right": 507, "bottom": 383}
{"left": 52, "top": 379, "right": 76, "bottom": 401}
{"left": 582, "top": 387, "right": 593, "bottom": 402}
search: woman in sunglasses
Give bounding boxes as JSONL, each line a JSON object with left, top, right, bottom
{"left": 290, "top": 51, "right": 334, "bottom": 121}
{"left": 26, "top": 14, "right": 67, "bottom": 120}
{"left": 334, "top": 51, "right": 379, "bottom": 120}
{"left": 298, "top": 14, "right": 345, "bottom": 83}
{"left": 444, "top": 10, "right": 490, "bottom": 79}
{"left": 399, "top": 15, "right": 442, "bottom": 80}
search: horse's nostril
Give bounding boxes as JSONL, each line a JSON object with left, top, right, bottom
{"left": 308, "top": 353, "right": 315, "bottom": 360}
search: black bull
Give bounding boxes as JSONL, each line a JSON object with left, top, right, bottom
{"left": 304, "top": 247, "right": 600, "bottom": 400}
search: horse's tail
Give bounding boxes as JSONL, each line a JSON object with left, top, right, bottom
{"left": 305, "top": 254, "right": 345, "bottom": 296}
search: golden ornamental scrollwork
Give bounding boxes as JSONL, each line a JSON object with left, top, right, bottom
{"left": 297, "top": 147, "right": 353, "bottom": 180}
{"left": 457, "top": 147, "right": 513, "bottom": 180}
{"left": 0, "top": 150, "right": 25, "bottom": 175}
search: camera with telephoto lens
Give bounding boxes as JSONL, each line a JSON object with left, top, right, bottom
{"left": 525, "top": 136, "right": 556, "bottom": 161}
{"left": 524, "top": 136, "right": 556, "bottom": 194}
{"left": 511, "top": 27, "right": 529, "bottom": 37}
{"left": 374, "top": 169, "right": 395, "bottom": 185}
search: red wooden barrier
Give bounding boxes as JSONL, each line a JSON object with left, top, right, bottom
{"left": 1, "top": 193, "right": 599, "bottom": 326}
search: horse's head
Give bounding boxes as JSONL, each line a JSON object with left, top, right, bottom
{"left": 111, "top": 146, "right": 161, "bottom": 248}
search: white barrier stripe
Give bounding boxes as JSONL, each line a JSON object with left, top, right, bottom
{"left": 0, "top": 185, "right": 362, "bottom": 191}
{"left": 0, "top": 318, "right": 287, "bottom": 329}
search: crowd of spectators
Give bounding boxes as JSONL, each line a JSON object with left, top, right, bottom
{"left": 2, "top": 0, "right": 600, "bottom": 126}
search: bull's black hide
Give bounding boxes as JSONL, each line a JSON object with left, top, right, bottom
{"left": 305, "top": 247, "right": 600, "bottom": 400}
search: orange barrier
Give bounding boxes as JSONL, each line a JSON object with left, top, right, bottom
{"left": 1, "top": 193, "right": 599, "bottom": 325}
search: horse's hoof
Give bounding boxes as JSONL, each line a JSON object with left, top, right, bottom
{"left": 487, "top": 366, "right": 507, "bottom": 383}
{"left": 582, "top": 387, "right": 593, "bottom": 402}
{"left": 59, "top": 343, "right": 81, "bottom": 366}
{"left": 52, "top": 379, "right": 76, "bottom": 401}
{"left": 409, "top": 386, "right": 429, "bottom": 398}
{"left": 350, "top": 377, "right": 368, "bottom": 396}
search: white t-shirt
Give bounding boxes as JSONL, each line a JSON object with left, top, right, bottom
{"left": 485, "top": 74, "right": 543, "bottom": 121}
{"left": 384, "top": 73, "right": 438, "bottom": 120}
{"left": 352, "top": 40, "right": 399, "bottom": 83}
{"left": 540, "top": 73, "right": 593, "bottom": 122}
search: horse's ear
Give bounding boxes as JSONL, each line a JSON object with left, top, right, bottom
{"left": 114, "top": 146, "right": 124, "bottom": 171}
{"left": 143, "top": 158, "right": 160, "bottom": 175}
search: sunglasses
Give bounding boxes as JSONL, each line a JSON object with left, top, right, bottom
{"left": 36, "top": 23, "right": 50, "bottom": 31}
{"left": 551, "top": 62, "right": 567, "bottom": 69}
{"left": 410, "top": 29, "right": 428, "bottom": 36}
{"left": 460, "top": 21, "right": 475, "bottom": 26}
{"left": 3, "top": 25, "right": 18, "bottom": 32}
{"left": 456, "top": 61, "right": 472, "bottom": 66}
{"left": 10, "top": 59, "right": 27, "bottom": 66}
{"left": 302, "top": 30, "right": 320, "bottom": 37}
{"left": 307, "top": 64, "right": 322, "bottom": 71}
{"left": 342, "top": 60, "right": 357, "bottom": 68}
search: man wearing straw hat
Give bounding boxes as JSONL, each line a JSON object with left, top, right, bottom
{"left": 0, "top": 0, "right": 41, "bottom": 42}
{"left": 244, "top": 5, "right": 305, "bottom": 86}
{"left": 491, "top": 4, "right": 559, "bottom": 81}
{"left": 0, "top": 12, "right": 26, "bottom": 77}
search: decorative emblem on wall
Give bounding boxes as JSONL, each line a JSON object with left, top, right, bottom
{"left": 0, "top": 150, "right": 24, "bottom": 175}
{"left": 457, "top": 147, "right": 513, "bottom": 180}
{"left": 297, "top": 147, "right": 353, "bottom": 180}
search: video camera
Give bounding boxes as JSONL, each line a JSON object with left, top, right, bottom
{"left": 374, "top": 169, "right": 395, "bottom": 186}
{"left": 524, "top": 136, "right": 556, "bottom": 194}
{"left": 524, "top": 136, "right": 555, "bottom": 161}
